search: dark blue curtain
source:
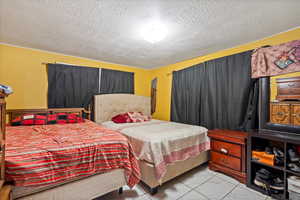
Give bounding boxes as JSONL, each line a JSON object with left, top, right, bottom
{"left": 100, "top": 69, "right": 134, "bottom": 94}
{"left": 47, "top": 64, "right": 99, "bottom": 109}
{"left": 171, "top": 51, "right": 259, "bottom": 130}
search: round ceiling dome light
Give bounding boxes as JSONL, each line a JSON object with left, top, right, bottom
{"left": 140, "top": 20, "right": 167, "bottom": 43}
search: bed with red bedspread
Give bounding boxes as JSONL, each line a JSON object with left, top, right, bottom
{"left": 5, "top": 120, "right": 141, "bottom": 188}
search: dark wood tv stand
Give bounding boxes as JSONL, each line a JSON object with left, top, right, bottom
{"left": 247, "top": 130, "right": 300, "bottom": 200}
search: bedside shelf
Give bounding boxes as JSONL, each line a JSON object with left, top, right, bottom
{"left": 248, "top": 184, "right": 285, "bottom": 200}
{"left": 286, "top": 169, "right": 300, "bottom": 177}
{"left": 247, "top": 131, "right": 300, "bottom": 200}
{"left": 251, "top": 159, "right": 284, "bottom": 171}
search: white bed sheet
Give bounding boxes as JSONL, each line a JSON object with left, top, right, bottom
{"left": 102, "top": 120, "right": 210, "bottom": 181}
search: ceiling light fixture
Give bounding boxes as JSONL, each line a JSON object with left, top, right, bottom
{"left": 140, "top": 20, "right": 167, "bottom": 43}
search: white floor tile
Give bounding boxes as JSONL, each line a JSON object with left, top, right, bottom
{"left": 195, "top": 176, "right": 236, "bottom": 200}
{"left": 149, "top": 180, "right": 191, "bottom": 200}
{"left": 97, "top": 186, "right": 145, "bottom": 200}
{"left": 178, "top": 165, "right": 216, "bottom": 188}
{"left": 264, "top": 197, "right": 277, "bottom": 200}
{"left": 222, "top": 184, "right": 266, "bottom": 200}
{"left": 177, "top": 190, "right": 209, "bottom": 200}
{"left": 134, "top": 194, "right": 152, "bottom": 200}
{"left": 215, "top": 172, "right": 240, "bottom": 185}
{"left": 237, "top": 183, "right": 267, "bottom": 197}
{"left": 95, "top": 166, "right": 277, "bottom": 200}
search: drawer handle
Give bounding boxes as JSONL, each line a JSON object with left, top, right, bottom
{"left": 288, "top": 83, "right": 295, "bottom": 87}
{"left": 221, "top": 157, "right": 229, "bottom": 165}
{"left": 220, "top": 148, "right": 228, "bottom": 154}
{"left": 276, "top": 112, "right": 288, "bottom": 117}
{"left": 292, "top": 114, "right": 300, "bottom": 117}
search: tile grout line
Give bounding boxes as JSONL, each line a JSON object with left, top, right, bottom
{"left": 192, "top": 189, "right": 211, "bottom": 200}
{"left": 181, "top": 173, "right": 217, "bottom": 190}
{"left": 175, "top": 172, "right": 217, "bottom": 200}
{"left": 174, "top": 186, "right": 194, "bottom": 200}
{"left": 180, "top": 172, "right": 240, "bottom": 200}
{"left": 177, "top": 171, "right": 217, "bottom": 200}
{"left": 220, "top": 184, "right": 239, "bottom": 200}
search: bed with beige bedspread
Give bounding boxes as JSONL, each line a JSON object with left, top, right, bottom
{"left": 94, "top": 94, "right": 210, "bottom": 192}
{"left": 102, "top": 119, "right": 210, "bottom": 182}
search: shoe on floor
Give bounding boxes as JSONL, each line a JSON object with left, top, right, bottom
{"left": 256, "top": 168, "right": 274, "bottom": 180}
{"left": 273, "top": 147, "right": 284, "bottom": 158}
{"left": 265, "top": 147, "right": 273, "bottom": 155}
{"left": 271, "top": 177, "right": 284, "bottom": 191}
{"left": 254, "top": 168, "right": 284, "bottom": 192}
{"left": 288, "top": 148, "right": 300, "bottom": 162}
{"left": 288, "top": 163, "right": 300, "bottom": 173}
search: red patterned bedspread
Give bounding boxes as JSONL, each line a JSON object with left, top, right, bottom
{"left": 5, "top": 120, "right": 140, "bottom": 187}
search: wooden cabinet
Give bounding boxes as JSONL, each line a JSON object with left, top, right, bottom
{"left": 208, "top": 129, "right": 248, "bottom": 184}
{"left": 291, "top": 104, "right": 300, "bottom": 126}
{"left": 276, "top": 76, "right": 300, "bottom": 101}
{"left": 0, "top": 89, "right": 12, "bottom": 200}
{"left": 0, "top": 91, "right": 6, "bottom": 189}
{"left": 270, "top": 103, "right": 290, "bottom": 124}
{"left": 270, "top": 102, "right": 300, "bottom": 126}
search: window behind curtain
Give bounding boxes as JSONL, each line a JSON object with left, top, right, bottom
{"left": 48, "top": 64, "right": 135, "bottom": 110}
{"left": 47, "top": 64, "right": 99, "bottom": 109}
{"left": 100, "top": 68, "right": 134, "bottom": 94}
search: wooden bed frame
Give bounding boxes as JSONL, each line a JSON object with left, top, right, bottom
{"left": 5, "top": 108, "right": 126, "bottom": 200}
{"left": 6, "top": 108, "right": 90, "bottom": 125}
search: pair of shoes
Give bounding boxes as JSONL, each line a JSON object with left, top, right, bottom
{"left": 288, "top": 147, "right": 300, "bottom": 172}
{"left": 288, "top": 148, "right": 300, "bottom": 162}
{"left": 254, "top": 168, "right": 284, "bottom": 193}
{"left": 273, "top": 147, "right": 284, "bottom": 166}
{"left": 265, "top": 147, "right": 273, "bottom": 155}
{"left": 273, "top": 147, "right": 284, "bottom": 158}
{"left": 288, "top": 163, "right": 300, "bottom": 172}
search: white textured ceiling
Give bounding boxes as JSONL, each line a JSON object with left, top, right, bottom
{"left": 1, "top": 0, "right": 300, "bottom": 69}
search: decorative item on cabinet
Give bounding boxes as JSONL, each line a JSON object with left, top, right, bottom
{"left": 276, "top": 76, "right": 300, "bottom": 101}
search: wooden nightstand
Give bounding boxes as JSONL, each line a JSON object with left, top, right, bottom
{"left": 208, "top": 129, "right": 248, "bottom": 184}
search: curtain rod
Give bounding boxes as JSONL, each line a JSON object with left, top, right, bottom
{"left": 42, "top": 62, "right": 81, "bottom": 65}
{"left": 41, "top": 62, "right": 100, "bottom": 68}
{"left": 167, "top": 70, "right": 177, "bottom": 76}
{"left": 166, "top": 44, "right": 273, "bottom": 76}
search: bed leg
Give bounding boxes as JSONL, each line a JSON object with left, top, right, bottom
{"left": 150, "top": 187, "right": 158, "bottom": 195}
{"left": 118, "top": 187, "right": 123, "bottom": 194}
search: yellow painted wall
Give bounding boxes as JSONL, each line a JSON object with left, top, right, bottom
{"left": 0, "top": 44, "right": 151, "bottom": 109}
{"left": 150, "top": 28, "right": 300, "bottom": 121}
{"left": 1, "top": 28, "right": 300, "bottom": 115}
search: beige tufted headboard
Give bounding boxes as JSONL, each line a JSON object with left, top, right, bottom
{"left": 94, "top": 94, "right": 151, "bottom": 123}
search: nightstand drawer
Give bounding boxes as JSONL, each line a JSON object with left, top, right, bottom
{"left": 211, "top": 140, "right": 241, "bottom": 158}
{"left": 211, "top": 151, "right": 241, "bottom": 171}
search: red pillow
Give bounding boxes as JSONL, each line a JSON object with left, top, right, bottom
{"left": 47, "top": 114, "right": 57, "bottom": 124}
{"left": 12, "top": 114, "right": 47, "bottom": 126}
{"left": 112, "top": 113, "right": 132, "bottom": 123}
{"left": 56, "top": 113, "right": 84, "bottom": 124}
{"left": 56, "top": 112, "right": 67, "bottom": 124}
{"left": 67, "top": 113, "right": 84, "bottom": 123}
{"left": 11, "top": 113, "right": 84, "bottom": 126}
